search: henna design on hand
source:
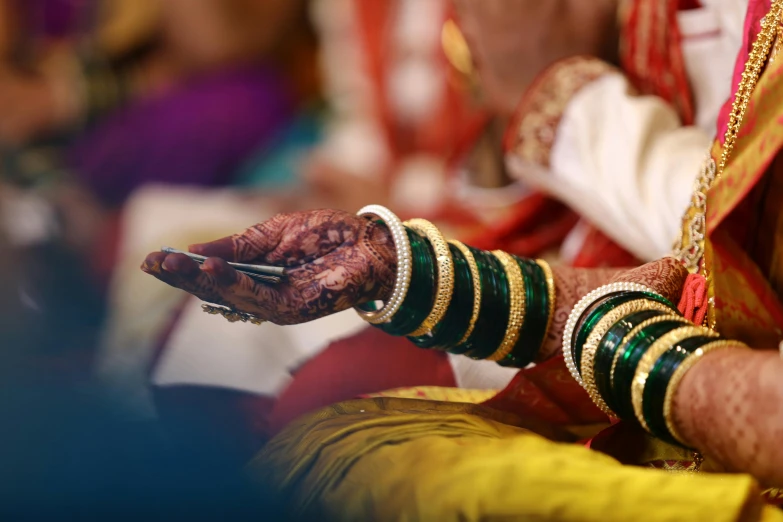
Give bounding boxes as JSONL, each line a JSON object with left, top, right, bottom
{"left": 141, "top": 210, "right": 397, "bottom": 325}
{"left": 609, "top": 256, "right": 688, "bottom": 304}
{"left": 537, "top": 265, "right": 618, "bottom": 361}
{"left": 535, "top": 258, "right": 687, "bottom": 361}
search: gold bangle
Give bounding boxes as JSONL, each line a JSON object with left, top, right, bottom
{"left": 663, "top": 340, "right": 748, "bottom": 445}
{"left": 631, "top": 326, "right": 719, "bottom": 432}
{"left": 449, "top": 240, "right": 481, "bottom": 345}
{"left": 404, "top": 219, "right": 455, "bottom": 336}
{"left": 580, "top": 299, "right": 675, "bottom": 416}
{"left": 535, "top": 259, "right": 556, "bottom": 341}
{"left": 563, "top": 282, "right": 660, "bottom": 388}
{"left": 487, "top": 250, "right": 526, "bottom": 362}
{"left": 609, "top": 314, "right": 690, "bottom": 389}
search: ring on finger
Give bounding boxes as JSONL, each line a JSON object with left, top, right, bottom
{"left": 201, "top": 303, "right": 266, "bottom": 326}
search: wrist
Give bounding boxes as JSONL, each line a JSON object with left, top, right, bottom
{"left": 561, "top": 273, "right": 754, "bottom": 450}
{"left": 365, "top": 221, "right": 397, "bottom": 301}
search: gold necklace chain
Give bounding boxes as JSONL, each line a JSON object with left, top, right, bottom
{"left": 717, "top": 1, "right": 783, "bottom": 179}
{"left": 673, "top": 1, "right": 783, "bottom": 328}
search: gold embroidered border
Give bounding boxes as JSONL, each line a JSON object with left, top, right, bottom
{"left": 505, "top": 56, "right": 618, "bottom": 167}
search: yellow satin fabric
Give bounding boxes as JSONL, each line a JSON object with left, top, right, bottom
{"left": 249, "top": 398, "right": 781, "bottom": 522}
{"left": 361, "top": 386, "right": 499, "bottom": 403}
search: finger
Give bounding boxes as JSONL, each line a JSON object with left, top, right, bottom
{"left": 188, "top": 235, "right": 236, "bottom": 260}
{"left": 161, "top": 253, "right": 201, "bottom": 278}
{"left": 189, "top": 215, "right": 286, "bottom": 262}
{"left": 141, "top": 252, "right": 201, "bottom": 290}
{"left": 146, "top": 251, "right": 296, "bottom": 323}
{"left": 142, "top": 252, "right": 200, "bottom": 278}
{"left": 141, "top": 251, "right": 167, "bottom": 275}
{"left": 201, "top": 257, "right": 240, "bottom": 286}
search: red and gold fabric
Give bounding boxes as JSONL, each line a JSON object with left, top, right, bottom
{"left": 677, "top": 0, "right": 783, "bottom": 347}
{"left": 619, "top": 0, "right": 696, "bottom": 125}
{"left": 502, "top": 56, "right": 644, "bottom": 268}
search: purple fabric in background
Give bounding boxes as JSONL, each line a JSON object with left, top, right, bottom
{"left": 68, "top": 67, "right": 295, "bottom": 207}
{"left": 15, "top": 0, "right": 85, "bottom": 39}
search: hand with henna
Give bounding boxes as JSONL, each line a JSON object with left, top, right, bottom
{"left": 142, "top": 203, "right": 687, "bottom": 353}
{"left": 536, "top": 257, "right": 688, "bottom": 361}
{"left": 141, "top": 209, "right": 397, "bottom": 325}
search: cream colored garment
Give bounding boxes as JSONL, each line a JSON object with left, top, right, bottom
{"left": 506, "top": 0, "right": 744, "bottom": 262}
{"left": 95, "top": 185, "right": 289, "bottom": 417}
{"left": 153, "top": 297, "right": 367, "bottom": 397}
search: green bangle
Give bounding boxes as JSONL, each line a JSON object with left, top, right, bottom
{"left": 642, "top": 335, "right": 716, "bottom": 445}
{"left": 409, "top": 243, "right": 474, "bottom": 349}
{"left": 498, "top": 257, "right": 549, "bottom": 368}
{"left": 611, "top": 318, "right": 689, "bottom": 419}
{"left": 593, "top": 309, "right": 666, "bottom": 414}
{"left": 453, "top": 250, "right": 509, "bottom": 359}
{"left": 574, "top": 291, "right": 674, "bottom": 378}
{"left": 377, "top": 228, "right": 435, "bottom": 336}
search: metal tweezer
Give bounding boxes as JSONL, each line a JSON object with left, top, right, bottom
{"left": 161, "top": 247, "right": 286, "bottom": 284}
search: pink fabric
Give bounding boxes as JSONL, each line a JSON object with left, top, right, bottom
{"left": 716, "top": 0, "right": 772, "bottom": 143}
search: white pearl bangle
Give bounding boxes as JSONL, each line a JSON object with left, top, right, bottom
{"left": 562, "top": 282, "right": 661, "bottom": 387}
{"left": 354, "top": 205, "right": 412, "bottom": 324}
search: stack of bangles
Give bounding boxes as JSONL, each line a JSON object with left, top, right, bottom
{"left": 352, "top": 206, "right": 750, "bottom": 449}
{"left": 563, "top": 281, "right": 749, "bottom": 447}
{"left": 354, "top": 205, "right": 555, "bottom": 369}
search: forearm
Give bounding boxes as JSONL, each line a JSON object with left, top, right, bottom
{"left": 672, "top": 348, "right": 783, "bottom": 486}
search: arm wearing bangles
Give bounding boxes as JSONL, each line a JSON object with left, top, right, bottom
{"left": 536, "top": 258, "right": 687, "bottom": 362}
{"left": 671, "top": 348, "right": 783, "bottom": 487}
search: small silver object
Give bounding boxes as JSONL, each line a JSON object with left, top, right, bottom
{"left": 161, "top": 246, "right": 285, "bottom": 284}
